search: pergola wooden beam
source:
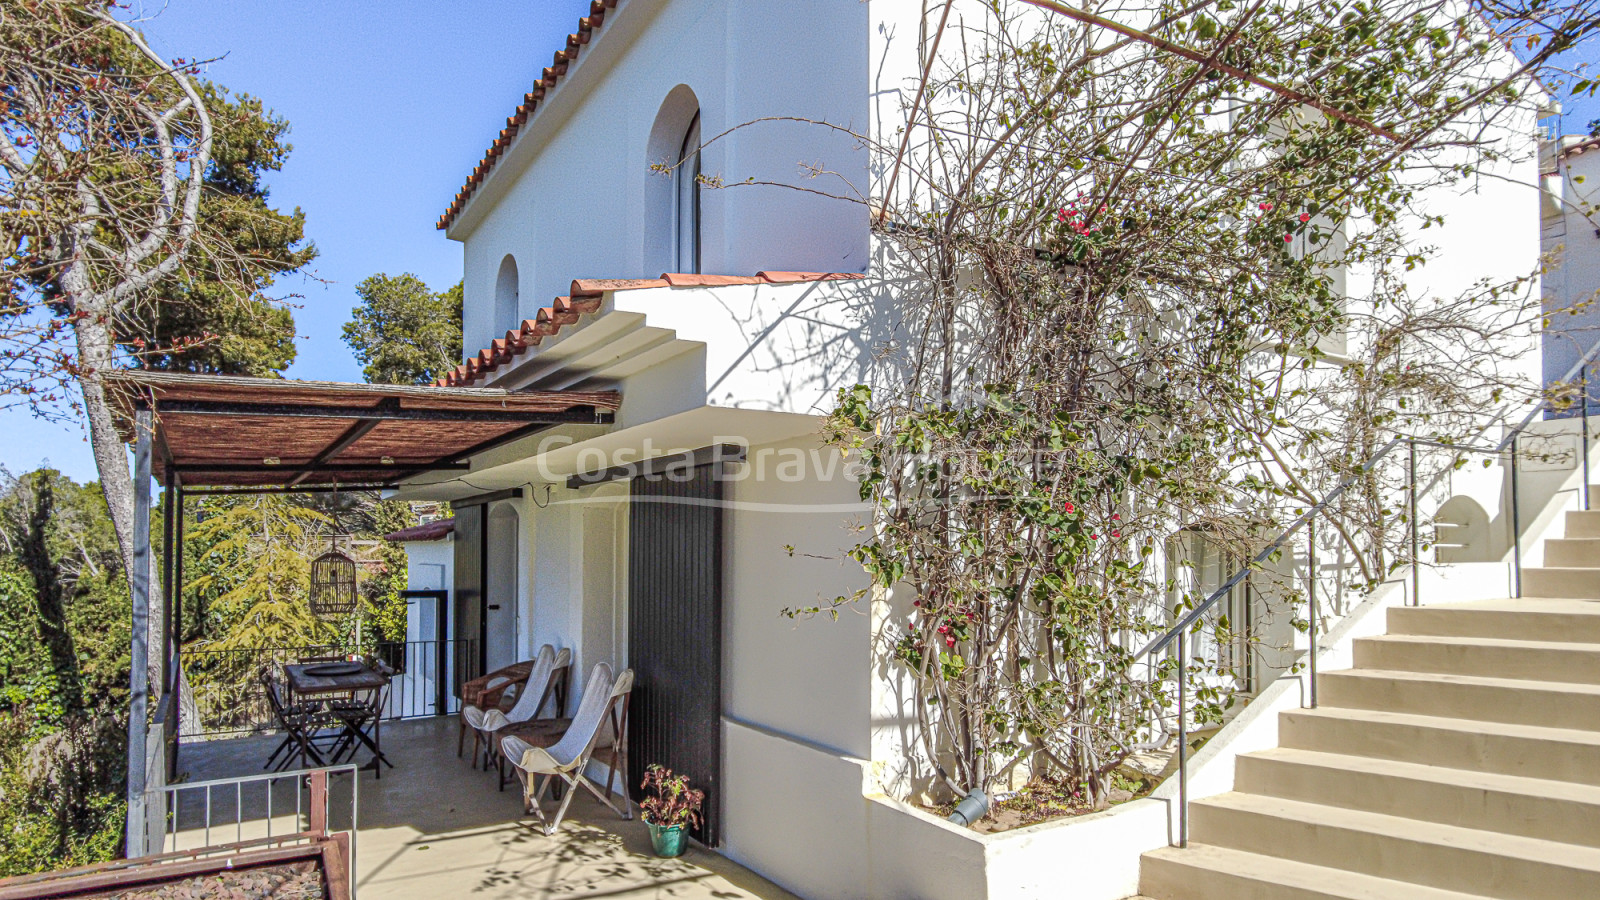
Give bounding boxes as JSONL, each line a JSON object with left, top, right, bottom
{"left": 105, "top": 372, "right": 621, "bottom": 489}
{"left": 148, "top": 399, "right": 611, "bottom": 424}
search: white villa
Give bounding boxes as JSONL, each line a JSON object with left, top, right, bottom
{"left": 94, "top": 2, "right": 1600, "bottom": 900}
{"left": 354, "top": 0, "right": 1600, "bottom": 898}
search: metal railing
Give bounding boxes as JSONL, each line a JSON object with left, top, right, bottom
{"left": 1141, "top": 337, "right": 1600, "bottom": 848}
{"left": 147, "top": 765, "right": 359, "bottom": 899}
{"left": 148, "top": 765, "right": 358, "bottom": 856}
{"left": 182, "top": 638, "right": 479, "bottom": 737}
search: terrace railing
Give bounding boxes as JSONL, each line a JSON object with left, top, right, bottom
{"left": 181, "top": 638, "right": 480, "bottom": 737}
{"left": 145, "top": 765, "right": 359, "bottom": 897}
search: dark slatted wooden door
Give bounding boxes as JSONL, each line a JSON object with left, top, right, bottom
{"left": 451, "top": 504, "right": 484, "bottom": 697}
{"left": 627, "top": 464, "right": 723, "bottom": 845}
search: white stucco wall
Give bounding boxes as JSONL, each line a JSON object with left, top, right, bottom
{"left": 721, "top": 433, "right": 872, "bottom": 756}
{"left": 449, "top": 0, "right": 871, "bottom": 352}
{"left": 401, "top": 538, "right": 452, "bottom": 596}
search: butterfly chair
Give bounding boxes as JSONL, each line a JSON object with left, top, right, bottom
{"left": 501, "top": 662, "right": 634, "bottom": 835}
{"left": 461, "top": 646, "right": 568, "bottom": 769}
{"left": 458, "top": 651, "right": 543, "bottom": 765}
{"left": 478, "top": 646, "right": 572, "bottom": 771}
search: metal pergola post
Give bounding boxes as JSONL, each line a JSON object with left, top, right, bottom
{"left": 126, "top": 410, "right": 153, "bottom": 858}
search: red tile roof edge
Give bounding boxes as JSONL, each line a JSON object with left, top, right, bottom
{"left": 438, "top": 0, "right": 621, "bottom": 232}
{"left": 437, "top": 271, "right": 865, "bottom": 386}
{"left": 1560, "top": 135, "right": 1600, "bottom": 161}
{"left": 382, "top": 518, "right": 456, "bottom": 542}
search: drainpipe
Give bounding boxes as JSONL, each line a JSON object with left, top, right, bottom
{"left": 947, "top": 789, "right": 990, "bottom": 827}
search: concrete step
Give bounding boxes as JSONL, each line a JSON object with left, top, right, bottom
{"left": 1387, "top": 600, "right": 1600, "bottom": 643}
{"left": 1277, "top": 706, "right": 1600, "bottom": 786}
{"left": 1187, "top": 792, "right": 1600, "bottom": 899}
{"left": 1317, "top": 667, "right": 1600, "bottom": 731}
{"left": 1544, "top": 537, "right": 1600, "bottom": 567}
{"left": 1140, "top": 842, "right": 1495, "bottom": 900}
{"left": 1522, "top": 566, "right": 1600, "bottom": 599}
{"left": 1351, "top": 633, "right": 1600, "bottom": 683}
{"left": 1564, "top": 509, "right": 1600, "bottom": 538}
{"left": 1234, "top": 747, "right": 1600, "bottom": 848}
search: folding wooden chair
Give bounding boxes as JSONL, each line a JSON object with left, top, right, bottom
{"left": 329, "top": 661, "right": 395, "bottom": 777}
{"left": 261, "top": 675, "right": 327, "bottom": 771}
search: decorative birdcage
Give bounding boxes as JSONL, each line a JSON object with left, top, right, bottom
{"left": 309, "top": 541, "right": 359, "bottom": 618}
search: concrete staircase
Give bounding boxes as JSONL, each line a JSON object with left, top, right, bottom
{"left": 1138, "top": 509, "right": 1600, "bottom": 899}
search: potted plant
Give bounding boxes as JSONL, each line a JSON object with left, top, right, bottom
{"left": 639, "top": 764, "right": 704, "bottom": 858}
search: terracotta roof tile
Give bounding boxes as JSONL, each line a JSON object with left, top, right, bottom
{"left": 437, "top": 0, "right": 620, "bottom": 231}
{"left": 1561, "top": 135, "right": 1600, "bottom": 161}
{"left": 757, "top": 271, "right": 863, "bottom": 283}
{"left": 382, "top": 518, "right": 456, "bottom": 542}
{"left": 438, "top": 271, "right": 864, "bottom": 386}
{"left": 662, "top": 273, "right": 765, "bottom": 287}
{"left": 571, "top": 278, "right": 670, "bottom": 297}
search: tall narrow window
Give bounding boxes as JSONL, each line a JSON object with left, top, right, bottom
{"left": 674, "top": 111, "right": 701, "bottom": 274}
{"left": 495, "top": 255, "right": 519, "bottom": 333}
{"left": 647, "top": 87, "right": 701, "bottom": 274}
{"left": 1168, "top": 528, "right": 1254, "bottom": 691}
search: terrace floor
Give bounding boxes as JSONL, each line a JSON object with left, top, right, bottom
{"left": 174, "top": 716, "right": 798, "bottom": 900}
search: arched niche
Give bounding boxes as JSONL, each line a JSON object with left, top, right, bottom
{"left": 494, "top": 255, "right": 520, "bottom": 334}
{"left": 1433, "top": 495, "right": 1493, "bottom": 564}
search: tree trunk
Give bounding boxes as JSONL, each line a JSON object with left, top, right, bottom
{"left": 75, "top": 313, "right": 164, "bottom": 695}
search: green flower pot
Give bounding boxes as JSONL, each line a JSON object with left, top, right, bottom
{"left": 646, "top": 820, "right": 687, "bottom": 858}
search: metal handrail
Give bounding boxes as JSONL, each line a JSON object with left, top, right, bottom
{"left": 149, "top": 764, "right": 359, "bottom": 896}
{"left": 1144, "top": 335, "right": 1600, "bottom": 848}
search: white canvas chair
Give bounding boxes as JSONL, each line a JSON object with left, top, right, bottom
{"left": 478, "top": 646, "right": 572, "bottom": 768}
{"left": 502, "top": 661, "right": 634, "bottom": 835}
{"left": 461, "top": 645, "right": 564, "bottom": 768}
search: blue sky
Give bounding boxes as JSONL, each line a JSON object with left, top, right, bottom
{"left": 4, "top": 3, "right": 1595, "bottom": 483}
{"left": 5, "top": 0, "right": 590, "bottom": 482}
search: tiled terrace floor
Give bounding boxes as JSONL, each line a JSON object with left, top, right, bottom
{"left": 175, "top": 716, "right": 797, "bottom": 900}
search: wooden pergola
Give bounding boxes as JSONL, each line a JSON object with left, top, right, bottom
{"left": 108, "top": 371, "right": 620, "bottom": 855}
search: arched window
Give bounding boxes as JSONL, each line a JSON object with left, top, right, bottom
{"left": 673, "top": 111, "right": 701, "bottom": 274}
{"left": 647, "top": 87, "right": 702, "bottom": 275}
{"left": 494, "top": 255, "right": 519, "bottom": 331}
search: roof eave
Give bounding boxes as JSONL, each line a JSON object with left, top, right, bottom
{"left": 439, "top": 0, "right": 631, "bottom": 236}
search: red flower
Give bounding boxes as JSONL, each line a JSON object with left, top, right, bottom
{"left": 1111, "top": 513, "right": 1120, "bottom": 521}
{"left": 1090, "top": 533, "right": 1099, "bottom": 540}
{"left": 1063, "top": 501, "right": 1075, "bottom": 514}
{"left": 1283, "top": 234, "right": 1294, "bottom": 243}
{"left": 1111, "top": 530, "right": 1122, "bottom": 538}
{"left": 945, "top": 636, "right": 957, "bottom": 648}
{"left": 1259, "top": 202, "right": 1274, "bottom": 211}
{"left": 1299, "top": 212, "right": 1311, "bottom": 223}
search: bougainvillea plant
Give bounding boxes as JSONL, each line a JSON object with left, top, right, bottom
{"left": 774, "top": 0, "right": 1595, "bottom": 806}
